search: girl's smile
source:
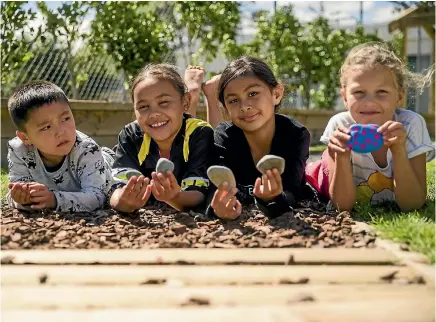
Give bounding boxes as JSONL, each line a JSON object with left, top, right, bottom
{"left": 133, "top": 77, "right": 188, "bottom": 145}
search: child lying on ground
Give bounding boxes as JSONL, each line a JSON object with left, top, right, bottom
{"left": 109, "top": 64, "right": 214, "bottom": 213}
{"left": 204, "top": 56, "right": 313, "bottom": 219}
{"left": 7, "top": 81, "right": 114, "bottom": 212}
{"left": 319, "top": 42, "right": 435, "bottom": 211}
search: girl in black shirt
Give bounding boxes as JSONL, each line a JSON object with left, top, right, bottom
{"left": 206, "top": 56, "right": 311, "bottom": 219}
{"left": 110, "top": 64, "right": 213, "bottom": 213}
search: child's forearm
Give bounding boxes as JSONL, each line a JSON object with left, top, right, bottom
{"left": 166, "top": 190, "right": 205, "bottom": 212}
{"left": 392, "top": 150, "right": 426, "bottom": 211}
{"left": 328, "top": 153, "right": 356, "bottom": 211}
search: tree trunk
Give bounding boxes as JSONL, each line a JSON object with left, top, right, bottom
{"left": 66, "top": 41, "right": 78, "bottom": 99}
{"left": 303, "top": 79, "right": 311, "bottom": 109}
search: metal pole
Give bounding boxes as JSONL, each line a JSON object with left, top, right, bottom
{"left": 274, "top": 1, "right": 276, "bottom": 13}
{"left": 360, "top": 1, "right": 363, "bottom": 25}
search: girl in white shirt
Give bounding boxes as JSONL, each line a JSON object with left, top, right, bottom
{"left": 320, "top": 42, "right": 434, "bottom": 212}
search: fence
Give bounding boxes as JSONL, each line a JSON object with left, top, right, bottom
{"left": 1, "top": 43, "right": 129, "bottom": 102}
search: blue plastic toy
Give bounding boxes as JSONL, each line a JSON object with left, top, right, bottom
{"left": 347, "top": 124, "right": 383, "bottom": 153}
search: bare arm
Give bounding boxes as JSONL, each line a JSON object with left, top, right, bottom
{"left": 327, "top": 151, "right": 356, "bottom": 211}
{"left": 327, "top": 126, "right": 356, "bottom": 211}
{"left": 378, "top": 120, "right": 427, "bottom": 211}
{"left": 392, "top": 151, "right": 427, "bottom": 211}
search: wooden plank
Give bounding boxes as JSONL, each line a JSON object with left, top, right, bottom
{"left": 376, "top": 238, "right": 435, "bottom": 287}
{"left": 0, "top": 248, "right": 400, "bottom": 265}
{"left": 2, "top": 298, "right": 434, "bottom": 322}
{"left": 2, "top": 284, "right": 432, "bottom": 309}
{"left": 1, "top": 265, "right": 419, "bottom": 286}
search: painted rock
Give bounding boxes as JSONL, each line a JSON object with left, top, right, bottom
{"left": 207, "top": 166, "right": 236, "bottom": 189}
{"left": 347, "top": 124, "right": 383, "bottom": 154}
{"left": 156, "top": 158, "right": 175, "bottom": 174}
{"left": 256, "top": 155, "right": 285, "bottom": 175}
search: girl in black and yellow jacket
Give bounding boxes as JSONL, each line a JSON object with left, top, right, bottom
{"left": 110, "top": 64, "right": 213, "bottom": 213}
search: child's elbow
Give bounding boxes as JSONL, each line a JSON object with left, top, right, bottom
{"left": 330, "top": 195, "right": 355, "bottom": 213}
{"left": 398, "top": 198, "right": 426, "bottom": 212}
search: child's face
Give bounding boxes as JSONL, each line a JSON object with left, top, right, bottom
{"left": 133, "top": 77, "right": 188, "bottom": 145}
{"left": 341, "top": 66, "right": 404, "bottom": 126}
{"left": 223, "top": 75, "right": 283, "bottom": 133}
{"left": 17, "top": 102, "right": 76, "bottom": 164}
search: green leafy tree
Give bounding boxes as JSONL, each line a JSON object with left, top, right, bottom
{"left": 390, "top": 1, "right": 435, "bottom": 11}
{"left": 37, "top": 1, "right": 93, "bottom": 98}
{"left": 90, "top": 1, "right": 176, "bottom": 81}
{"left": 1, "top": 1, "right": 42, "bottom": 87}
{"left": 224, "top": 5, "right": 381, "bottom": 109}
{"left": 173, "top": 1, "right": 241, "bottom": 65}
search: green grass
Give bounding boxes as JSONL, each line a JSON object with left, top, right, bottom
{"left": 309, "top": 144, "right": 326, "bottom": 154}
{"left": 354, "top": 159, "right": 435, "bottom": 263}
{"left": 1, "top": 168, "right": 8, "bottom": 200}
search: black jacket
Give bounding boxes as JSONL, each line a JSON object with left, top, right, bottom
{"left": 206, "top": 113, "right": 310, "bottom": 218}
{"left": 112, "top": 114, "right": 214, "bottom": 198}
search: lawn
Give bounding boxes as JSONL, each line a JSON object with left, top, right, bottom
{"left": 309, "top": 144, "right": 326, "bottom": 154}
{"left": 1, "top": 161, "right": 435, "bottom": 262}
{"left": 1, "top": 168, "right": 8, "bottom": 200}
{"left": 354, "top": 159, "right": 435, "bottom": 263}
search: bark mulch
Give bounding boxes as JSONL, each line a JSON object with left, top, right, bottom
{"left": 0, "top": 201, "right": 376, "bottom": 250}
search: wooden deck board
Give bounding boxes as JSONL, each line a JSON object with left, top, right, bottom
{"left": 1, "top": 248, "right": 400, "bottom": 265}
{"left": 2, "top": 284, "right": 433, "bottom": 309}
{"left": 2, "top": 298, "right": 434, "bottom": 322}
{"left": 1, "top": 264, "right": 418, "bottom": 286}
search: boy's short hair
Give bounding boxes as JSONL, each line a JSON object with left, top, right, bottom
{"left": 8, "top": 81, "right": 69, "bottom": 132}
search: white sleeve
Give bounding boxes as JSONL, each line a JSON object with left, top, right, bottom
{"left": 53, "top": 141, "right": 110, "bottom": 212}
{"left": 319, "top": 117, "right": 336, "bottom": 145}
{"left": 405, "top": 113, "right": 435, "bottom": 162}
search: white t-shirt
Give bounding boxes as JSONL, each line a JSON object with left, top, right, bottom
{"left": 320, "top": 109, "right": 435, "bottom": 205}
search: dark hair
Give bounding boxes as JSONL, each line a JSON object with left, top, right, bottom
{"left": 130, "top": 63, "right": 187, "bottom": 103}
{"left": 218, "top": 55, "right": 280, "bottom": 111}
{"left": 8, "top": 81, "right": 69, "bottom": 131}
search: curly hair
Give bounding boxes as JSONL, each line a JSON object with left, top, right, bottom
{"left": 340, "top": 42, "right": 434, "bottom": 94}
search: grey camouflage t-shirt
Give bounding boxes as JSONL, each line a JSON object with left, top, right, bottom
{"left": 7, "top": 130, "right": 114, "bottom": 212}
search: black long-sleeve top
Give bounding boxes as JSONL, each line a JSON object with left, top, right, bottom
{"left": 111, "top": 114, "right": 214, "bottom": 201}
{"left": 206, "top": 113, "right": 310, "bottom": 218}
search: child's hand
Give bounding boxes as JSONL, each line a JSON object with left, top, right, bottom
{"left": 110, "top": 176, "right": 152, "bottom": 213}
{"left": 151, "top": 171, "right": 180, "bottom": 202}
{"left": 328, "top": 126, "right": 351, "bottom": 157}
{"left": 28, "top": 183, "right": 57, "bottom": 209}
{"left": 211, "top": 182, "right": 242, "bottom": 220}
{"left": 8, "top": 182, "right": 32, "bottom": 205}
{"left": 253, "top": 169, "right": 283, "bottom": 201}
{"left": 377, "top": 121, "right": 407, "bottom": 154}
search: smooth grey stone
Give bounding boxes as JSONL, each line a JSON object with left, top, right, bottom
{"left": 156, "top": 158, "right": 175, "bottom": 174}
{"left": 207, "top": 166, "right": 236, "bottom": 189}
{"left": 256, "top": 154, "right": 285, "bottom": 175}
{"left": 124, "top": 169, "right": 143, "bottom": 179}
